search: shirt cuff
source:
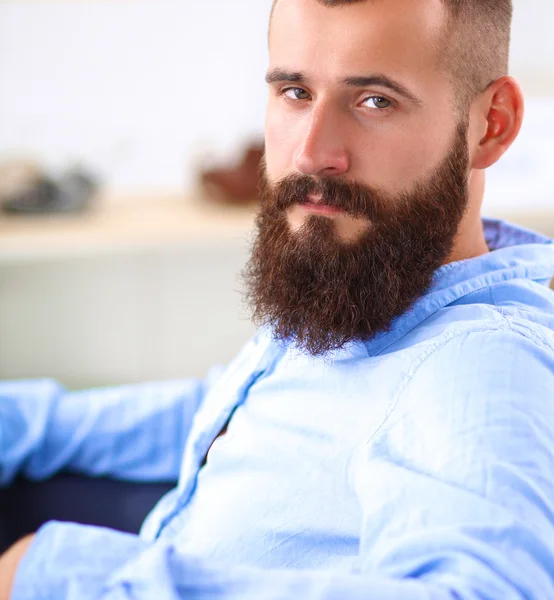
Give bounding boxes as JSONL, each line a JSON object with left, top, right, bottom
{"left": 11, "top": 520, "right": 148, "bottom": 600}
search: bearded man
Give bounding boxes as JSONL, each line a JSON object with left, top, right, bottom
{"left": 2, "top": 0, "right": 554, "bottom": 598}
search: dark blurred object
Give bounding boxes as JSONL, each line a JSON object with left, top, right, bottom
{"left": 0, "top": 160, "right": 99, "bottom": 215}
{"left": 0, "top": 474, "right": 174, "bottom": 552}
{"left": 200, "top": 142, "right": 264, "bottom": 206}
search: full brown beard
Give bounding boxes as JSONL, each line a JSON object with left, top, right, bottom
{"left": 243, "top": 122, "right": 470, "bottom": 356}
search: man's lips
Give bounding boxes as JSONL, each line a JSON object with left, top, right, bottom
{"left": 301, "top": 193, "right": 344, "bottom": 216}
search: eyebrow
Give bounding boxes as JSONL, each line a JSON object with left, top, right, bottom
{"left": 265, "top": 69, "right": 423, "bottom": 106}
{"left": 265, "top": 69, "right": 307, "bottom": 84}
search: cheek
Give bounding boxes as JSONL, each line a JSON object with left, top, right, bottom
{"left": 264, "top": 101, "right": 299, "bottom": 179}
{"left": 354, "top": 121, "right": 453, "bottom": 191}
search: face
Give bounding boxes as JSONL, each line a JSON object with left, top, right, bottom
{"left": 244, "top": 0, "right": 472, "bottom": 355}
{"left": 265, "top": 0, "right": 457, "bottom": 232}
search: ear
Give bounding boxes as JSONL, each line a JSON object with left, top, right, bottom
{"left": 470, "top": 76, "right": 525, "bottom": 170}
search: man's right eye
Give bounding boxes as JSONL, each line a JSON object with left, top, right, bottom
{"left": 281, "top": 87, "right": 311, "bottom": 101}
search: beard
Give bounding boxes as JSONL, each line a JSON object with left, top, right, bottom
{"left": 243, "top": 122, "right": 470, "bottom": 356}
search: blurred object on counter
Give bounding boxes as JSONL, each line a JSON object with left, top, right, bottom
{"left": 0, "top": 159, "right": 99, "bottom": 215}
{"left": 200, "top": 142, "right": 264, "bottom": 207}
{"left": 0, "top": 159, "right": 45, "bottom": 207}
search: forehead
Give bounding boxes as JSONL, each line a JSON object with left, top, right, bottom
{"left": 269, "top": 0, "right": 448, "bottom": 88}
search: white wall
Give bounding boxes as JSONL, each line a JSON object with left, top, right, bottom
{"left": 510, "top": 1, "right": 554, "bottom": 95}
{"left": 0, "top": 0, "right": 552, "bottom": 192}
{"left": 0, "top": 0, "right": 273, "bottom": 191}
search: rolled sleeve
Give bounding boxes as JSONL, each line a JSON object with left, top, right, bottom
{"left": 12, "top": 522, "right": 149, "bottom": 600}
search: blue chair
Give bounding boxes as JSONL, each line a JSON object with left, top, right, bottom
{"left": 0, "top": 475, "right": 174, "bottom": 552}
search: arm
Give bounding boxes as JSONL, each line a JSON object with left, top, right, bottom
{"left": 0, "top": 366, "right": 223, "bottom": 485}
{"left": 8, "top": 524, "right": 448, "bottom": 600}
{"left": 10, "top": 327, "right": 554, "bottom": 599}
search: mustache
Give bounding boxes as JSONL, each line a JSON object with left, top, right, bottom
{"left": 267, "top": 173, "right": 394, "bottom": 222}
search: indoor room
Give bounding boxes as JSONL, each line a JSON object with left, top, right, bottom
{"left": 0, "top": 1, "right": 553, "bottom": 598}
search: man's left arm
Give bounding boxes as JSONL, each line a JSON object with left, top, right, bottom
{"left": 6, "top": 326, "right": 554, "bottom": 599}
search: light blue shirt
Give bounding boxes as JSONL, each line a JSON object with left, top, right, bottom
{"left": 6, "top": 217, "right": 554, "bottom": 599}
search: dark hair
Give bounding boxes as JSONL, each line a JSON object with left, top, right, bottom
{"left": 440, "top": 0, "right": 512, "bottom": 107}
{"left": 273, "top": 0, "right": 513, "bottom": 108}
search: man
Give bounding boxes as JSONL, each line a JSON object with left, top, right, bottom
{"left": 2, "top": 0, "right": 554, "bottom": 597}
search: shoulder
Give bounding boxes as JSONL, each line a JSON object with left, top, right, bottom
{"left": 402, "top": 320, "right": 554, "bottom": 410}
{"left": 378, "top": 322, "right": 554, "bottom": 462}
{"left": 363, "top": 323, "right": 554, "bottom": 502}
{"left": 395, "top": 303, "right": 554, "bottom": 370}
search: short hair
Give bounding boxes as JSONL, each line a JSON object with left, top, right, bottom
{"left": 271, "top": 0, "right": 513, "bottom": 109}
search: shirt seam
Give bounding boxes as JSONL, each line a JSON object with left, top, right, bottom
{"left": 496, "top": 309, "right": 554, "bottom": 355}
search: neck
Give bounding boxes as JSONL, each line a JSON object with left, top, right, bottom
{"left": 445, "top": 169, "right": 490, "bottom": 264}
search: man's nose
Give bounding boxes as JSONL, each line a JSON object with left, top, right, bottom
{"left": 294, "top": 105, "right": 350, "bottom": 177}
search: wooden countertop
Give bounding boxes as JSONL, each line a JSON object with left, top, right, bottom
{"left": 0, "top": 192, "right": 258, "bottom": 260}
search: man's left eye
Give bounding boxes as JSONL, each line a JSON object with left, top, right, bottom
{"left": 362, "top": 96, "right": 392, "bottom": 110}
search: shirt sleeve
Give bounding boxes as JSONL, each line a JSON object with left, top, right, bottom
{"left": 11, "top": 522, "right": 449, "bottom": 600}
{"left": 11, "top": 326, "right": 554, "bottom": 599}
{"left": 0, "top": 366, "right": 223, "bottom": 484}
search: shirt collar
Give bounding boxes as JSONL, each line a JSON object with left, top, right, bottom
{"left": 364, "top": 218, "right": 554, "bottom": 356}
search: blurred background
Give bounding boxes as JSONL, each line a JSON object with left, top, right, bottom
{"left": 0, "top": 0, "right": 552, "bottom": 388}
